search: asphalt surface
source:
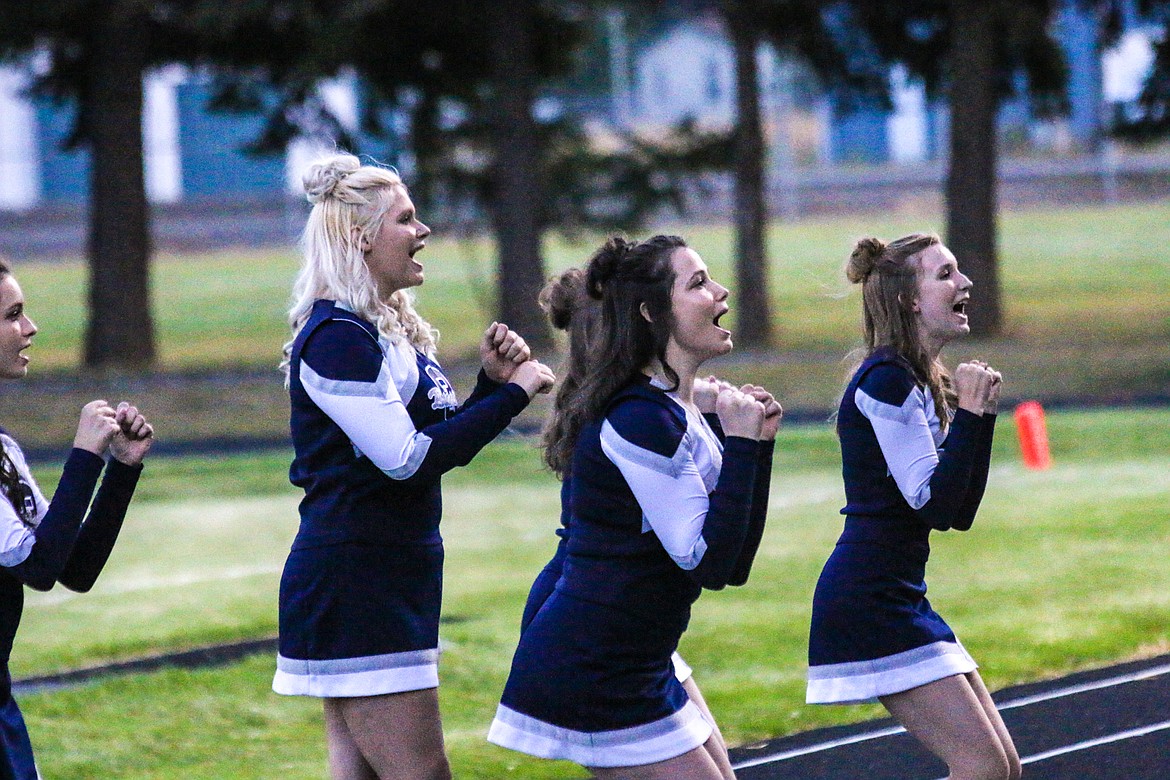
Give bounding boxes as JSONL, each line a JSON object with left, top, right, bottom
{"left": 729, "top": 653, "right": 1170, "bottom": 779}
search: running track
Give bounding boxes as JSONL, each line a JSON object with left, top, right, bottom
{"left": 728, "top": 653, "right": 1170, "bottom": 779}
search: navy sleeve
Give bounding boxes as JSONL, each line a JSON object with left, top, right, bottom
{"left": 857, "top": 361, "right": 985, "bottom": 532}
{"left": 301, "top": 320, "right": 532, "bottom": 485}
{"left": 913, "top": 409, "right": 984, "bottom": 531}
{"left": 950, "top": 413, "right": 997, "bottom": 532}
{"left": 57, "top": 458, "right": 143, "bottom": 593}
{"left": 688, "top": 436, "right": 761, "bottom": 590}
{"left": 460, "top": 369, "right": 504, "bottom": 410}
{"left": 403, "top": 383, "right": 531, "bottom": 484}
{"left": 727, "top": 438, "right": 774, "bottom": 587}
{"left": 9, "top": 449, "right": 105, "bottom": 591}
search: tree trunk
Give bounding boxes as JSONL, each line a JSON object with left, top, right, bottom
{"left": 726, "top": 1, "right": 774, "bottom": 350}
{"left": 946, "top": 0, "right": 1002, "bottom": 337}
{"left": 84, "top": 1, "right": 156, "bottom": 368}
{"left": 484, "top": 0, "right": 552, "bottom": 349}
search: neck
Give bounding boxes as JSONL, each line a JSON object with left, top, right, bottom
{"left": 647, "top": 353, "right": 699, "bottom": 404}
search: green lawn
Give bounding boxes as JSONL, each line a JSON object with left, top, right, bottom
{"left": 0, "top": 201, "right": 1164, "bottom": 457}
{"left": 13, "top": 201, "right": 1170, "bottom": 371}
{"left": 12, "top": 407, "right": 1170, "bottom": 778}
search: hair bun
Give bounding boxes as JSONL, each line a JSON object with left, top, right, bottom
{"left": 303, "top": 154, "right": 361, "bottom": 204}
{"left": 539, "top": 268, "right": 589, "bottom": 331}
{"left": 585, "top": 236, "right": 633, "bottom": 299}
{"left": 846, "top": 236, "right": 886, "bottom": 284}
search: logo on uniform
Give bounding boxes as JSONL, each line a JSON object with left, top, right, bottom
{"left": 425, "top": 365, "right": 458, "bottom": 410}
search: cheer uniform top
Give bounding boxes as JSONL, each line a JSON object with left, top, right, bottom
{"left": 0, "top": 431, "right": 142, "bottom": 780}
{"left": 490, "top": 376, "right": 773, "bottom": 767}
{"left": 274, "top": 300, "right": 530, "bottom": 698}
{"left": 807, "top": 347, "right": 996, "bottom": 704}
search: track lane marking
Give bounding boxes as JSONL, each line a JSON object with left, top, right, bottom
{"left": 732, "top": 662, "right": 1170, "bottom": 770}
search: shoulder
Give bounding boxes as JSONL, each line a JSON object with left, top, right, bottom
{"left": 300, "top": 304, "right": 385, "bottom": 383}
{"left": 602, "top": 380, "right": 687, "bottom": 459}
{"left": 849, "top": 350, "right": 927, "bottom": 424}
{"left": 854, "top": 349, "right": 918, "bottom": 408}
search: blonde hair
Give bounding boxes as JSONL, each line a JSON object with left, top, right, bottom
{"left": 281, "top": 153, "right": 437, "bottom": 378}
{"left": 846, "top": 233, "right": 956, "bottom": 427}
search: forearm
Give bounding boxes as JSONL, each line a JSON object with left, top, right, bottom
{"left": 58, "top": 458, "right": 143, "bottom": 592}
{"left": 914, "top": 410, "right": 983, "bottom": 531}
{"left": 727, "top": 439, "right": 774, "bottom": 586}
{"left": 10, "top": 449, "right": 104, "bottom": 590}
{"left": 950, "top": 413, "right": 997, "bottom": 531}
{"left": 687, "top": 437, "right": 760, "bottom": 590}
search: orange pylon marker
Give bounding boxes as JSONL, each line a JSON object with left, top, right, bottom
{"left": 1014, "top": 401, "right": 1052, "bottom": 471}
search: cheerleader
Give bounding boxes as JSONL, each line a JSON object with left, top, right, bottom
{"left": 807, "top": 234, "right": 1019, "bottom": 780}
{"left": 0, "top": 260, "right": 153, "bottom": 779}
{"left": 275, "top": 154, "right": 554, "bottom": 780}
{"left": 518, "top": 269, "right": 748, "bottom": 777}
{"left": 489, "top": 235, "right": 780, "bottom": 778}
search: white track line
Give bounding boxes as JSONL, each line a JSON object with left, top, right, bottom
{"left": 1020, "top": 719, "right": 1170, "bottom": 764}
{"left": 732, "top": 662, "right": 1170, "bottom": 770}
{"left": 923, "top": 720, "right": 1170, "bottom": 779}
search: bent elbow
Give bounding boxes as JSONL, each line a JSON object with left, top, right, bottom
{"left": 25, "top": 574, "right": 57, "bottom": 592}
{"left": 57, "top": 576, "right": 94, "bottom": 593}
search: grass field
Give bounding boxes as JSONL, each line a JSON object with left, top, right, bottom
{"left": 11, "top": 406, "right": 1170, "bottom": 778}
{"left": 10, "top": 200, "right": 1170, "bottom": 379}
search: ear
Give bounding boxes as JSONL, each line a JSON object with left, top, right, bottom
{"left": 353, "top": 229, "right": 371, "bottom": 253}
{"left": 639, "top": 302, "right": 653, "bottom": 324}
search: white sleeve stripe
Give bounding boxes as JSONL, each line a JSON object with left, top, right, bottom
{"left": 302, "top": 362, "right": 434, "bottom": 480}
{"left": 301, "top": 359, "right": 391, "bottom": 399}
{"left": 855, "top": 386, "right": 920, "bottom": 424}
{"left": 0, "top": 502, "right": 34, "bottom": 567}
{"left": 599, "top": 420, "right": 690, "bottom": 478}
{"left": 858, "top": 388, "right": 938, "bottom": 510}
{"left": 600, "top": 423, "right": 710, "bottom": 571}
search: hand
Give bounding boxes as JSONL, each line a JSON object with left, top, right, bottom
{"left": 954, "top": 361, "right": 996, "bottom": 415}
{"left": 715, "top": 387, "right": 765, "bottom": 440}
{"left": 740, "top": 383, "right": 783, "bottom": 440}
{"left": 693, "top": 375, "right": 735, "bottom": 414}
{"left": 509, "top": 359, "right": 556, "bottom": 399}
{"left": 73, "top": 400, "right": 120, "bottom": 456}
{"left": 480, "top": 322, "right": 532, "bottom": 384}
{"left": 109, "top": 402, "right": 155, "bottom": 466}
{"left": 970, "top": 361, "right": 1003, "bottom": 415}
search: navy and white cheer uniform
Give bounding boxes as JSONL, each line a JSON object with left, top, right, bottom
{"left": 490, "top": 376, "right": 773, "bottom": 767}
{"left": 274, "top": 300, "right": 530, "bottom": 698}
{"left": 807, "top": 347, "right": 996, "bottom": 704}
{"left": 0, "top": 431, "right": 142, "bottom": 780}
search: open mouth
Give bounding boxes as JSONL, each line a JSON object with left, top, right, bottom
{"left": 952, "top": 301, "right": 968, "bottom": 315}
{"left": 409, "top": 243, "right": 425, "bottom": 258}
{"left": 713, "top": 307, "right": 730, "bottom": 330}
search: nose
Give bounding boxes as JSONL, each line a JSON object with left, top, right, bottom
{"left": 417, "top": 220, "right": 431, "bottom": 240}
{"left": 714, "top": 281, "right": 729, "bottom": 301}
{"left": 959, "top": 272, "right": 973, "bottom": 291}
{"left": 22, "top": 315, "right": 36, "bottom": 337}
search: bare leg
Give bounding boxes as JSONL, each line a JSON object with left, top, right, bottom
{"left": 682, "top": 677, "right": 735, "bottom": 780}
{"left": 880, "top": 674, "right": 1012, "bottom": 780}
{"left": 589, "top": 734, "right": 727, "bottom": 780}
{"left": 324, "top": 699, "right": 378, "bottom": 780}
{"left": 323, "top": 688, "right": 451, "bottom": 780}
{"left": 965, "top": 671, "right": 1022, "bottom": 780}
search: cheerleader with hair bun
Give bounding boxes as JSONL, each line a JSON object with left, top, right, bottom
{"left": 276, "top": 154, "right": 554, "bottom": 780}
{"left": 807, "top": 234, "right": 1019, "bottom": 780}
{"left": 490, "top": 235, "right": 780, "bottom": 778}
